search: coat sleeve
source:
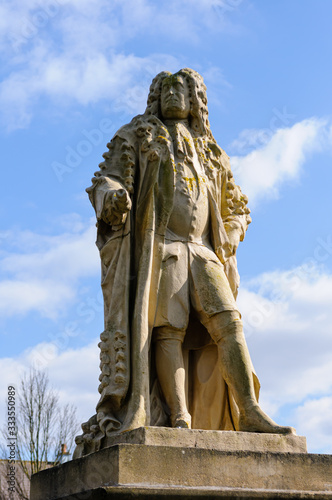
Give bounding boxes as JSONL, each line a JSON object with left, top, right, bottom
{"left": 218, "top": 151, "right": 251, "bottom": 298}
{"left": 86, "top": 129, "right": 137, "bottom": 227}
{"left": 219, "top": 153, "right": 251, "bottom": 251}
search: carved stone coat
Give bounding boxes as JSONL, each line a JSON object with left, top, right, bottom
{"left": 74, "top": 113, "right": 258, "bottom": 458}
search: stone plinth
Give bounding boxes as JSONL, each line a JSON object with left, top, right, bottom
{"left": 30, "top": 428, "right": 332, "bottom": 500}
{"left": 103, "top": 426, "right": 307, "bottom": 454}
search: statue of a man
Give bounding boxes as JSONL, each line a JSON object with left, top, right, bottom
{"left": 74, "top": 68, "right": 294, "bottom": 458}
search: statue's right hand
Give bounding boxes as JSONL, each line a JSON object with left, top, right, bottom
{"left": 112, "top": 189, "right": 132, "bottom": 213}
{"left": 103, "top": 189, "right": 132, "bottom": 226}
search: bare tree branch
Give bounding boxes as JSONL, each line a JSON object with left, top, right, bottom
{"left": 1, "top": 368, "right": 79, "bottom": 499}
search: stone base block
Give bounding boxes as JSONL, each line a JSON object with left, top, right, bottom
{"left": 30, "top": 428, "right": 332, "bottom": 500}
{"left": 103, "top": 426, "right": 308, "bottom": 454}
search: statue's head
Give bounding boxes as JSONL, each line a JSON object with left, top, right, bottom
{"left": 145, "top": 68, "right": 210, "bottom": 136}
{"left": 160, "top": 73, "right": 191, "bottom": 120}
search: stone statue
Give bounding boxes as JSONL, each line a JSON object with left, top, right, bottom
{"left": 74, "top": 68, "right": 294, "bottom": 458}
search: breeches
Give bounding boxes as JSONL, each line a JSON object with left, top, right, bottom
{"left": 153, "top": 240, "right": 239, "bottom": 342}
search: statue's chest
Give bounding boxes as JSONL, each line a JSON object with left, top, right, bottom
{"left": 166, "top": 157, "right": 210, "bottom": 241}
{"left": 173, "top": 157, "right": 207, "bottom": 201}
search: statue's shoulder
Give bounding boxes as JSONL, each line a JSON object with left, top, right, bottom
{"left": 98, "top": 114, "right": 167, "bottom": 177}
{"left": 110, "top": 115, "right": 144, "bottom": 142}
{"left": 112, "top": 114, "right": 164, "bottom": 142}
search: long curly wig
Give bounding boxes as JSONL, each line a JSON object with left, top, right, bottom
{"left": 144, "top": 68, "right": 229, "bottom": 178}
{"left": 145, "top": 68, "right": 213, "bottom": 138}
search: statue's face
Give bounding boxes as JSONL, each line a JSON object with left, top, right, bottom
{"left": 160, "top": 75, "right": 191, "bottom": 120}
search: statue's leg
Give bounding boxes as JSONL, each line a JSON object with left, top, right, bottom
{"left": 204, "top": 311, "right": 296, "bottom": 435}
{"left": 154, "top": 327, "right": 191, "bottom": 428}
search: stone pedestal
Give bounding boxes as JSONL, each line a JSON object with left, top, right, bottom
{"left": 30, "top": 427, "right": 332, "bottom": 500}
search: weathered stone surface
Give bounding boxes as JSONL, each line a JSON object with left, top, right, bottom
{"left": 31, "top": 440, "right": 332, "bottom": 500}
{"left": 103, "top": 426, "right": 307, "bottom": 454}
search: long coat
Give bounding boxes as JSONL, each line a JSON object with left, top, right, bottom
{"left": 74, "top": 113, "right": 258, "bottom": 457}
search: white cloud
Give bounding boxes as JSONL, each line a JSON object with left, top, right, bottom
{"left": 230, "top": 118, "right": 328, "bottom": 205}
{"left": 0, "top": 0, "right": 243, "bottom": 129}
{"left": 237, "top": 264, "right": 332, "bottom": 451}
{"left": 0, "top": 49, "right": 180, "bottom": 130}
{"left": 0, "top": 280, "right": 75, "bottom": 318}
{"left": 294, "top": 397, "right": 332, "bottom": 453}
{"left": 0, "top": 339, "right": 100, "bottom": 429}
{"left": 0, "top": 218, "right": 99, "bottom": 318}
{"left": 0, "top": 0, "right": 241, "bottom": 50}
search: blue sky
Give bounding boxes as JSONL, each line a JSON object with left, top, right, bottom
{"left": 1, "top": 0, "right": 332, "bottom": 454}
